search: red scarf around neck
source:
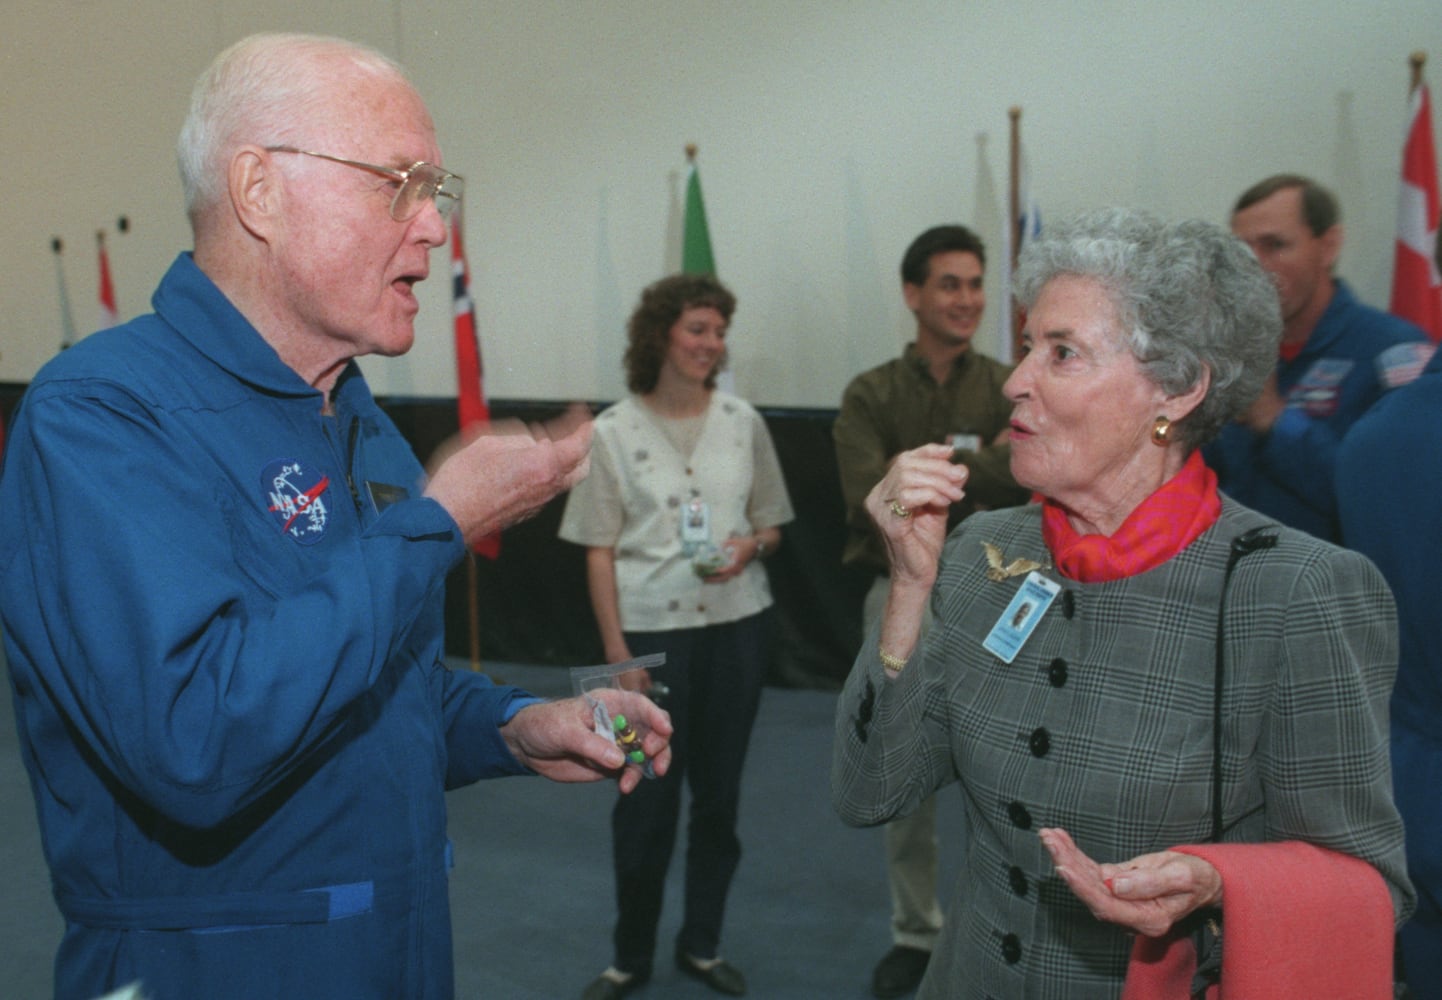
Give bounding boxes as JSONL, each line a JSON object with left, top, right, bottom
{"left": 1041, "top": 450, "right": 1221, "bottom": 583}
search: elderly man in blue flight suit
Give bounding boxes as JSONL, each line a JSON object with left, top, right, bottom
{"left": 0, "top": 33, "right": 671, "bottom": 1000}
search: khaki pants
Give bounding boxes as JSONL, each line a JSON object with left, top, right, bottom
{"left": 864, "top": 575, "right": 945, "bottom": 951}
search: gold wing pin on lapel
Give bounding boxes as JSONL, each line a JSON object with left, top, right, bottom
{"left": 982, "top": 542, "right": 1046, "bottom": 582}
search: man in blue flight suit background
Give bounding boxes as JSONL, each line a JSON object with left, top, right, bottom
{"left": 1205, "top": 173, "right": 1430, "bottom": 541}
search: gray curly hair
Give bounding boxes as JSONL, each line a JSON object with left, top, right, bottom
{"left": 1014, "top": 207, "right": 1280, "bottom": 450}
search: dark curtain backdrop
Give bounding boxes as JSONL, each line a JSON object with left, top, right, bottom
{"left": 384, "top": 399, "right": 872, "bottom": 690}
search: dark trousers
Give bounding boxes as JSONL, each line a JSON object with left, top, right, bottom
{"left": 612, "top": 612, "right": 769, "bottom": 977}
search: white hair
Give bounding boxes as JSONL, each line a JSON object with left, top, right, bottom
{"left": 1015, "top": 207, "right": 1281, "bottom": 449}
{"left": 176, "top": 33, "right": 409, "bottom": 221}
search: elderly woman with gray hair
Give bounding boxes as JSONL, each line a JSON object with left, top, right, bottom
{"left": 832, "top": 208, "right": 1413, "bottom": 998}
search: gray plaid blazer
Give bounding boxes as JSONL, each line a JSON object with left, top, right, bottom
{"left": 832, "top": 498, "right": 1412, "bottom": 999}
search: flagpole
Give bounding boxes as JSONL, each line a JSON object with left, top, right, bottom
{"left": 1007, "top": 106, "right": 1023, "bottom": 361}
{"left": 466, "top": 551, "right": 481, "bottom": 672}
{"left": 51, "top": 237, "right": 79, "bottom": 351}
{"left": 451, "top": 208, "right": 486, "bottom": 672}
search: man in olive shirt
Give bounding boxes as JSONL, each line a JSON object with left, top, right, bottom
{"left": 833, "top": 224, "right": 1027, "bottom": 998}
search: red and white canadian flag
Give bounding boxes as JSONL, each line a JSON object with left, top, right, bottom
{"left": 1390, "top": 70, "right": 1442, "bottom": 341}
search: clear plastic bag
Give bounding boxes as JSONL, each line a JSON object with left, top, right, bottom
{"left": 569, "top": 653, "right": 667, "bottom": 779}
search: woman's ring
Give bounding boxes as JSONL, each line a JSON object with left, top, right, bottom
{"left": 888, "top": 500, "right": 911, "bottom": 519}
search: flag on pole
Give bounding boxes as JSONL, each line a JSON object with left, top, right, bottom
{"left": 52, "top": 237, "right": 79, "bottom": 350}
{"left": 1390, "top": 57, "right": 1442, "bottom": 341}
{"left": 97, "top": 230, "right": 119, "bottom": 330}
{"left": 451, "top": 210, "right": 500, "bottom": 559}
{"left": 682, "top": 144, "right": 716, "bottom": 276}
{"left": 1017, "top": 158, "right": 1042, "bottom": 259}
{"left": 998, "top": 221, "right": 1015, "bottom": 365}
{"left": 451, "top": 212, "right": 490, "bottom": 431}
{"left": 999, "top": 108, "right": 1041, "bottom": 364}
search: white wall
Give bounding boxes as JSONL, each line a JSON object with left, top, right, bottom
{"left": 3, "top": 1, "right": 1438, "bottom": 409}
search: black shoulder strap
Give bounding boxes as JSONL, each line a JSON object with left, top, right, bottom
{"left": 1211, "top": 525, "right": 1279, "bottom": 842}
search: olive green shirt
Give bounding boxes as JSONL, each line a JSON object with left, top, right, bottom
{"left": 833, "top": 343, "right": 1028, "bottom": 574}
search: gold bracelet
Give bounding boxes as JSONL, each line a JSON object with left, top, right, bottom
{"left": 878, "top": 646, "right": 909, "bottom": 672}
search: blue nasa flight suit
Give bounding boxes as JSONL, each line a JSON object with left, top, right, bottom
{"left": 1204, "top": 279, "right": 1428, "bottom": 542}
{"left": 0, "top": 254, "right": 536, "bottom": 1000}
{"left": 1338, "top": 343, "right": 1442, "bottom": 999}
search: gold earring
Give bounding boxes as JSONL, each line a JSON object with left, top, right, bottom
{"left": 1151, "top": 415, "right": 1171, "bottom": 446}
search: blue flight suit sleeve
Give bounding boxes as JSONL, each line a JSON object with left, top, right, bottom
{"left": 438, "top": 663, "right": 544, "bottom": 788}
{"left": 2, "top": 380, "right": 465, "bottom": 830}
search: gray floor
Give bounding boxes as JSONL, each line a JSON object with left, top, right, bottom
{"left": 2, "top": 652, "right": 964, "bottom": 999}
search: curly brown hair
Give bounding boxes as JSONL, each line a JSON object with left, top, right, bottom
{"left": 623, "top": 273, "right": 737, "bottom": 393}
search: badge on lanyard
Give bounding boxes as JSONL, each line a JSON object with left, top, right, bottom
{"left": 983, "top": 571, "right": 1061, "bottom": 664}
{"left": 680, "top": 491, "right": 712, "bottom": 555}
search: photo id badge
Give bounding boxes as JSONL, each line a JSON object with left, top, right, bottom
{"left": 680, "top": 494, "right": 712, "bottom": 555}
{"left": 949, "top": 432, "right": 982, "bottom": 455}
{"left": 983, "top": 571, "right": 1061, "bottom": 664}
